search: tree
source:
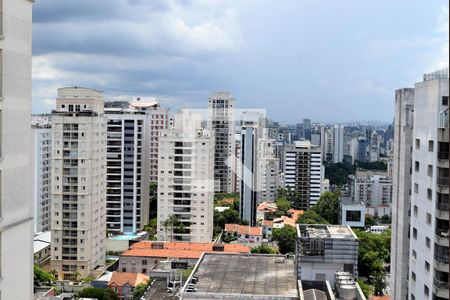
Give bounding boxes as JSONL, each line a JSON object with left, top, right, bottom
{"left": 162, "top": 215, "right": 180, "bottom": 242}
{"left": 365, "top": 214, "right": 378, "bottom": 227}
{"left": 296, "top": 209, "right": 328, "bottom": 224}
{"left": 149, "top": 182, "right": 158, "bottom": 219}
{"left": 133, "top": 283, "right": 148, "bottom": 300}
{"left": 251, "top": 244, "right": 279, "bottom": 254}
{"left": 34, "top": 265, "right": 55, "bottom": 286}
{"left": 272, "top": 225, "right": 296, "bottom": 254}
{"left": 78, "top": 287, "right": 118, "bottom": 300}
{"left": 380, "top": 214, "right": 391, "bottom": 224}
{"left": 275, "top": 197, "right": 291, "bottom": 213}
{"left": 313, "top": 191, "right": 340, "bottom": 224}
{"left": 324, "top": 161, "right": 356, "bottom": 186}
{"left": 354, "top": 229, "right": 390, "bottom": 278}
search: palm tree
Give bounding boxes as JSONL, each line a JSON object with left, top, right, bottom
{"left": 162, "top": 215, "right": 179, "bottom": 242}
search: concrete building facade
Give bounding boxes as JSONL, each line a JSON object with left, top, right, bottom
{"left": 0, "top": 1, "right": 34, "bottom": 298}
{"left": 284, "top": 141, "right": 324, "bottom": 209}
{"left": 32, "top": 125, "right": 52, "bottom": 233}
{"left": 157, "top": 112, "right": 215, "bottom": 243}
{"left": 208, "top": 92, "right": 235, "bottom": 194}
{"left": 408, "top": 70, "right": 449, "bottom": 300}
{"left": 390, "top": 88, "right": 415, "bottom": 300}
{"left": 105, "top": 105, "right": 151, "bottom": 234}
{"left": 51, "top": 87, "right": 107, "bottom": 280}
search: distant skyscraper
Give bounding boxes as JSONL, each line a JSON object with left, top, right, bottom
{"left": 390, "top": 87, "right": 415, "bottom": 300}
{"left": 333, "top": 124, "right": 345, "bottom": 163}
{"left": 157, "top": 111, "right": 215, "bottom": 242}
{"left": 303, "top": 118, "right": 311, "bottom": 141}
{"left": 31, "top": 125, "right": 52, "bottom": 233}
{"left": 51, "top": 87, "right": 107, "bottom": 280}
{"left": 208, "top": 92, "right": 235, "bottom": 194}
{"left": 284, "top": 141, "right": 324, "bottom": 209}
{"left": 0, "top": 1, "right": 34, "bottom": 298}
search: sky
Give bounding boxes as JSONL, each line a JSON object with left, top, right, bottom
{"left": 32, "top": 0, "right": 449, "bottom": 123}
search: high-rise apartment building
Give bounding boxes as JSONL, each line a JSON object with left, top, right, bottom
{"left": 349, "top": 171, "right": 393, "bottom": 209}
{"left": 105, "top": 102, "right": 153, "bottom": 234}
{"left": 0, "top": 1, "right": 34, "bottom": 298}
{"left": 390, "top": 88, "right": 415, "bottom": 300}
{"left": 157, "top": 111, "right": 215, "bottom": 243}
{"left": 390, "top": 69, "right": 449, "bottom": 300}
{"left": 208, "top": 92, "right": 236, "bottom": 194}
{"left": 408, "top": 69, "right": 449, "bottom": 300}
{"left": 51, "top": 87, "right": 107, "bottom": 280}
{"left": 333, "top": 124, "right": 345, "bottom": 163}
{"left": 284, "top": 141, "right": 324, "bottom": 209}
{"left": 31, "top": 125, "right": 52, "bottom": 233}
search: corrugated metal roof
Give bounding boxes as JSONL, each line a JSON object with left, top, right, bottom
{"left": 303, "top": 289, "right": 328, "bottom": 300}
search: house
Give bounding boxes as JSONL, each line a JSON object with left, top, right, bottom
{"left": 34, "top": 231, "right": 51, "bottom": 268}
{"left": 107, "top": 272, "right": 149, "bottom": 300}
{"left": 256, "top": 201, "right": 278, "bottom": 221}
{"left": 118, "top": 241, "right": 250, "bottom": 274}
{"left": 224, "top": 224, "right": 263, "bottom": 243}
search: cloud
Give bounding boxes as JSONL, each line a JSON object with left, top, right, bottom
{"left": 32, "top": 0, "right": 242, "bottom": 113}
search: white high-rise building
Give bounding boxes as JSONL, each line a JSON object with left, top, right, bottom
{"left": 257, "top": 138, "right": 280, "bottom": 202}
{"left": 0, "top": 1, "right": 34, "bottom": 298}
{"left": 105, "top": 103, "right": 152, "bottom": 234}
{"left": 284, "top": 141, "right": 324, "bottom": 209}
{"left": 51, "top": 87, "right": 107, "bottom": 280}
{"left": 350, "top": 171, "right": 393, "bottom": 209}
{"left": 390, "top": 88, "right": 415, "bottom": 300}
{"left": 408, "top": 69, "right": 449, "bottom": 300}
{"left": 333, "top": 124, "right": 345, "bottom": 163}
{"left": 31, "top": 125, "right": 52, "bottom": 233}
{"left": 157, "top": 111, "right": 215, "bottom": 243}
{"left": 208, "top": 92, "right": 236, "bottom": 194}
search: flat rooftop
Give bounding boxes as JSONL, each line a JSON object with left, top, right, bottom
{"left": 297, "top": 224, "right": 357, "bottom": 239}
{"left": 182, "top": 253, "right": 298, "bottom": 299}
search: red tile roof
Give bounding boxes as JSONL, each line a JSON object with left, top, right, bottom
{"left": 257, "top": 201, "right": 278, "bottom": 212}
{"left": 121, "top": 241, "right": 250, "bottom": 258}
{"left": 224, "top": 224, "right": 263, "bottom": 236}
{"left": 108, "top": 272, "right": 149, "bottom": 288}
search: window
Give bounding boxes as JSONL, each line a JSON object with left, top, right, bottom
{"left": 428, "top": 140, "right": 434, "bottom": 152}
{"left": 414, "top": 183, "right": 419, "bottom": 193}
{"left": 411, "top": 294, "right": 415, "bottom": 300}
{"left": 415, "top": 139, "right": 420, "bottom": 149}
{"left": 411, "top": 249, "right": 417, "bottom": 260}
{"left": 427, "top": 165, "right": 433, "bottom": 177}
{"left": 413, "top": 227, "right": 417, "bottom": 239}
{"left": 424, "top": 284, "right": 429, "bottom": 297}
{"left": 425, "top": 261, "right": 430, "bottom": 272}
{"left": 415, "top": 161, "right": 420, "bottom": 172}
{"left": 425, "top": 237, "right": 431, "bottom": 248}
{"left": 411, "top": 271, "right": 416, "bottom": 282}
{"left": 443, "top": 96, "right": 449, "bottom": 106}
{"left": 426, "top": 213, "right": 431, "bottom": 224}
{"left": 346, "top": 210, "right": 362, "bottom": 222}
{"left": 427, "top": 189, "right": 432, "bottom": 200}
{"left": 413, "top": 205, "right": 418, "bottom": 216}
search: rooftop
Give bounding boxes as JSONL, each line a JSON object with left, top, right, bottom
{"left": 121, "top": 241, "right": 250, "bottom": 259}
{"left": 108, "top": 272, "right": 149, "bottom": 287}
{"left": 224, "top": 224, "right": 263, "bottom": 236}
{"left": 297, "top": 224, "right": 357, "bottom": 240}
{"left": 182, "top": 253, "right": 298, "bottom": 299}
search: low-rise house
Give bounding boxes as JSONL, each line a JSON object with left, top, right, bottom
{"left": 119, "top": 241, "right": 250, "bottom": 274}
{"left": 224, "top": 224, "right": 263, "bottom": 243}
{"left": 107, "top": 272, "right": 149, "bottom": 300}
{"left": 34, "top": 231, "right": 51, "bottom": 267}
{"left": 256, "top": 201, "right": 278, "bottom": 221}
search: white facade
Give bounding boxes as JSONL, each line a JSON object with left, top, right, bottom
{"left": 284, "top": 141, "right": 324, "bottom": 209}
{"left": 105, "top": 108, "right": 151, "bottom": 234}
{"left": 390, "top": 88, "right": 415, "bottom": 300}
{"left": 208, "top": 92, "right": 235, "bottom": 194}
{"left": 51, "top": 87, "right": 107, "bottom": 280}
{"left": 157, "top": 112, "right": 214, "bottom": 243}
{"left": 350, "top": 171, "right": 393, "bottom": 211}
{"left": 340, "top": 201, "right": 365, "bottom": 228}
{"left": 257, "top": 138, "right": 280, "bottom": 202}
{"left": 333, "top": 124, "right": 344, "bottom": 163}
{"left": 31, "top": 126, "right": 52, "bottom": 233}
{"left": 0, "top": 1, "right": 34, "bottom": 299}
{"left": 408, "top": 70, "right": 449, "bottom": 300}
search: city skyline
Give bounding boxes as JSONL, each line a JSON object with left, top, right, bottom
{"left": 31, "top": 0, "right": 448, "bottom": 123}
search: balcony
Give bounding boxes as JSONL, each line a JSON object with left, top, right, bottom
{"left": 436, "top": 201, "right": 449, "bottom": 220}
{"left": 434, "top": 254, "right": 449, "bottom": 272}
{"left": 433, "top": 278, "right": 449, "bottom": 299}
{"left": 436, "top": 230, "right": 449, "bottom": 247}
